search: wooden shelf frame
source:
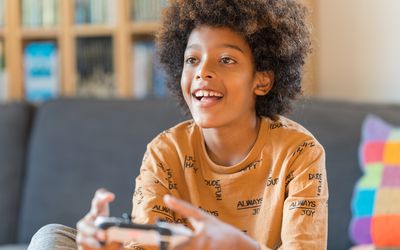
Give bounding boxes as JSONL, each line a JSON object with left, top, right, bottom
{"left": 4, "top": 0, "right": 23, "bottom": 101}
{"left": 21, "top": 28, "right": 60, "bottom": 39}
{"left": 74, "top": 25, "right": 115, "bottom": 37}
{"left": 130, "top": 22, "right": 159, "bottom": 35}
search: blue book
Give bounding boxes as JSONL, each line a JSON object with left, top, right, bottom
{"left": 75, "top": 0, "right": 90, "bottom": 24}
{"left": 24, "top": 42, "right": 59, "bottom": 102}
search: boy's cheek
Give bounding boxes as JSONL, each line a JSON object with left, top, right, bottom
{"left": 180, "top": 83, "right": 193, "bottom": 110}
{"left": 180, "top": 77, "right": 192, "bottom": 98}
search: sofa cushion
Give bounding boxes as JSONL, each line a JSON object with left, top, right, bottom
{"left": 17, "top": 98, "right": 186, "bottom": 243}
{"left": 0, "top": 103, "right": 33, "bottom": 244}
{"left": 288, "top": 98, "right": 400, "bottom": 250}
{"left": 350, "top": 115, "right": 400, "bottom": 247}
{"left": 0, "top": 245, "right": 28, "bottom": 250}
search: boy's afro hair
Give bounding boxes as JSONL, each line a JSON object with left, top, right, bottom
{"left": 156, "top": 0, "right": 311, "bottom": 118}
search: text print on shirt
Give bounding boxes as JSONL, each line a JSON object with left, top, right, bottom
{"left": 204, "top": 179, "right": 223, "bottom": 201}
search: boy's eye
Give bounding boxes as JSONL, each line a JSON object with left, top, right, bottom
{"left": 220, "top": 56, "right": 236, "bottom": 64}
{"left": 185, "top": 57, "right": 197, "bottom": 64}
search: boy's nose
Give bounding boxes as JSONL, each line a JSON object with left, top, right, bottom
{"left": 195, "top": 60, "right": 216, "bottom": 80}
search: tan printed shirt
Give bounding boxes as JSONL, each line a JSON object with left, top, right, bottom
{"left": 130, "top": 116, "right": 328, "bottom": 250}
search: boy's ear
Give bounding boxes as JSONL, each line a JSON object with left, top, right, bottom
{"left": 254, "top": 71, "right": 274, "bottom": 96}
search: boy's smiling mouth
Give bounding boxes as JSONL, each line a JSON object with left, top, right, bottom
{"left": 192, "top": 89, "right": 224, "bottom": 102}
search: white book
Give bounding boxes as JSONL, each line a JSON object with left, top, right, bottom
{"left": 23, "top": 0, "right": 42, "bottom": 27}
{"left": 90, "top": 0, "right": 103, "bottom": 23}
{"left": 106, "top": 0, "right": 116, "bottom": 25}
{"left": 42, "top": 0, "right": 57, "bottom": 27}
{"left": 135, "top": 0, "right": 143, "bottom": 21}
{"left": 53, "top": 0, "right": 59, "bottom": 25}
{"left": 132, "top": 42, "right": 153, "bottom": 99}
{"left": 22, "top": 0, "right": 31, "bottom": 26}
{"left": 0, "top": 0, "right": 4, "bottom": 27}
{"left": 0, "top": 71, "right": 7, "bottom": 102}
{"left": 143, "top": 0, "right": 150, "bottom": 20}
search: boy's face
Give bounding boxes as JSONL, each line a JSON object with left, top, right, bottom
{"left": 181, "top": 25, "right": 270, "bottom": 129}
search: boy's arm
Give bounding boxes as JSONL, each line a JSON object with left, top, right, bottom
{"left": 128, "top": 143, "right": 189, "bottom": 250}
{"left": 131, "top": 144, "right": 186, "bottom": 225}
{"left": 280, "top": 140, "right": 328, "bottom": 250}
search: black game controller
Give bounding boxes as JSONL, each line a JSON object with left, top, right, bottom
{"left": 94, "top": 214, "right": 193, "bottom": 250}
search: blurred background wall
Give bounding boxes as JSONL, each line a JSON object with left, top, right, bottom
{"left": 303, "top": 0, "right": 400, "bottom": 103}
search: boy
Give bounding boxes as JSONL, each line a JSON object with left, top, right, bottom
{"left": 30, "top": 0, "right": 328, "bottom": 249}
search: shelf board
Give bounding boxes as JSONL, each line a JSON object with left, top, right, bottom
{"left": 74, "top": 24, "right": 115, "bottom": 37}
{"left": 130, "top": 22, "right": 159, "bottom": 35}
{"left": 21, "top": 27, "right": 59, "bottom": 39}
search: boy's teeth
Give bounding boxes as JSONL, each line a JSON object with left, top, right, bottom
{"left": 194, "top": 90, "right": 223, "bottom": 98}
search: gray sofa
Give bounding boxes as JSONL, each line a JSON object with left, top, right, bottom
{"left": 1, "top": 97, "right": 400, "bottom": 250}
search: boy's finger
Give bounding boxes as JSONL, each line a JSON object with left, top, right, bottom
{"left": 90, "top": 189, "right": 115, "bottom": 217}
{"left": 163, "top": 195, "right": 205, "bottom": 221}
{"left": 77, "top": 217, "right": 108, "bottom": 246}
{"left": 76, "top": 218, "right": 97, "bottom": 237}
{"left": 76, "top": 233, "right": 102, "bottom": 249}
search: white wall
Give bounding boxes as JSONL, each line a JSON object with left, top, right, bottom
{"left": 315, "top": 0, "right": 400, "bottom": 103}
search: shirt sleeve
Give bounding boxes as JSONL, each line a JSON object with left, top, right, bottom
{"left": 126, "top": 142, "right": 188, "bottom": 250}
{"left": 131, "top": 147, "right": 173, "bottom": 224}
{"left": 280, "top": 140, "right": 329, "bottom": 250}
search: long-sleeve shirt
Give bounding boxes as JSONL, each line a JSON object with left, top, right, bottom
{"left": 130, "top": 116, "right": 328, "bottom": 250}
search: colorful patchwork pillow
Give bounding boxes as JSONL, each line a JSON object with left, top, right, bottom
{"left": 350, "top": 115, "right": 400, "bottom": 247}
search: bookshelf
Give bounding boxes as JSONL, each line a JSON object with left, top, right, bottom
{"left": 0, "top": 0, "right": 168, "bottom": 102}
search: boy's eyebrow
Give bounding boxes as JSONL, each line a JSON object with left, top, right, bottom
{"left": 220, "top": 44, "right": 244, "bottom": 53}
{"left": 185, "top": 44, "right": 245, "bottom": 54}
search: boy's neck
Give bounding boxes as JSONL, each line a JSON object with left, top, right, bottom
{"left": 202, "top": 116, "right": 260, "bottom": 167}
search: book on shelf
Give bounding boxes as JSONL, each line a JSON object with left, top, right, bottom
{"left": 0, "top": 71, "right": 6, "bottom": 102}
{"left": 75, "top": 0, "right": 89, "bottom": 24}
{"left": 24, "top": 41, "right": 59, "bottom": 102}
{"left": 0, "top": 40, "right": 6, "bottom": 102}
{"left": 42, "top": 0, "right": 58, "bottom": 27}
{"left": 0, "top": 0, "right": 5, "bottom": 27}
{"left": 76, "top": 37, "right": 115, "bottom": 98}
{"left": 131, "top": 0, "right": 168, "bottom": 21}
{"left": 132, "top": 40, "right": 168, "bottom": 99}
{"left": 75, "top": 0, "right": 115, "bottom": 25}
{"left": 132, "top": 41, "right": 152, "bottom": 99}
{"left": 152, "top": 63, "right": 168, "bottom": 98}
{"left": 22, "top": 0, "right": 58, "bottom": 27}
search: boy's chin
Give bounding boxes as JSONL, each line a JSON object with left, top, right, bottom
{"left": 192, "top": 116, "right": 221, "bottom": 129}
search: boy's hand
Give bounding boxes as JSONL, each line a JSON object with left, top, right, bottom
{"left": 76, "top": 189, "right": 122, "bottom": 250}
{"left": 164, "top": 195, "right": 261, "bottom": 250}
